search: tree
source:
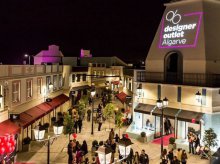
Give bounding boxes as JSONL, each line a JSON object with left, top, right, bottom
{"left": 77, "top": 100, "right": 86, "bottom": 118}
{"left": 115, "top": 110, "right": 124, "bottom": 137}
{"left": 203, "top": 128, "right": 218, "bottom": 157}
{"left": 63, "top": 113, "right": 75, "bottom": 140}
{"left": 80, "top": 94, "right": 89, "bottom": 107}
{"left": 103, "top": 103, "right": 115, "bottom": 129}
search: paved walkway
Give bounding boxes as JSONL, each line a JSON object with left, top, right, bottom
{"left": 16, "top": 98, "right": 209, "bottom": 164}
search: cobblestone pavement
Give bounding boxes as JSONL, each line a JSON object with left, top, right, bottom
{"left": 16, "top": 98, "right": 209, "bottom": 164}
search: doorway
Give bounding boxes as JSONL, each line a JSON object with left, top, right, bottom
{"left": 164, "top": 51, "right": 183, "bottom": 83}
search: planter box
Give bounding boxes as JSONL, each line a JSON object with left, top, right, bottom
{"left": 22, "top": 144, "right": 30, "bottom": 152}
{"left": 139, "top": 137, "right": 147, "bottom": 143}
{"left": 168, "top": 143, "right": 176, "bottom": 150}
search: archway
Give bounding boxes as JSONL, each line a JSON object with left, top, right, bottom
{"left": 164, "top": 51, "right": 183, "bottom": 83}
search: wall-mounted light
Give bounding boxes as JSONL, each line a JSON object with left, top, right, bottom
{"left": 136, "top": 83, "right": 142, "bottom": 98}
{"left": 195, "top": 91, "right": 202, "bottom": 102}
{"left": 49, "top": 82, "right": 53, "bottom": 90}
{"left": 0, "top": 94, "right": 3, "bottom": 108}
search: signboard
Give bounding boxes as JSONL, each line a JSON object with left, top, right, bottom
{"left": 159, "top": 10, "right": 203, "bottom": 48}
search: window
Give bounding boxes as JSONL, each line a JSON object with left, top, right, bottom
{"left": 0, "top": 85, "right": 3, "bottom": 109}
{"left": 46, "top": 76, "right": 51, "bottom": 92}
{"left": 72, "top": 74, "right": 75, "bottom": 82}
{"left": 59, "top": 74, "right": 63, "bottom": 88}
{"left": 53, "top": 75, "right": 57, "bottom": 91}
{"left": 102, "top": 71, "right": 105, "bottom": 76}
{"left": 26, "top": 79, "right": 33, "bottom": 99}
{"left": 37, "top": 77, "right": 42, "bottom": 95}
{"left": 76, "top": 74, "right": 80, "bottom": 82}
{"left": 82, "top": 74, "right": 86, "bottom": 81}
{"left": 12, "top": 81, "right": 21, "bottom": 103}
{"left": 97, "top": 63, "right": 101, "bottom": 67}
{"left": 92, "top": 63, "right": 96, "bottom": 67}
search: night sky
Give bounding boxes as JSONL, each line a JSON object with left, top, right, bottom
{"left": 0, "top": 0, "right": 170, "bottom": 64}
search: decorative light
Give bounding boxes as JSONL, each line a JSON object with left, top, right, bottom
{"left": 91, "top": 84, "right": 96, "bottom": 98}
{"left": 33, "top": 129, "right": 45, "bottom": 141}
{"left": 195, "top": 91, "right": 202, "bottom": 102}
{"left": 163, "top": 97, "right": 169, "bottom": 107}
{"left": 96, "top": 146, "right": 112, "bottom": 164}
{"left": 156, "top": 98, "right": 163, "bottom": 109}
{"left": 118, "top": 136, "right": 133, "bottom": 158}
{"left": 53, "top": 125, "right": 63, "bottom": 136}
{"left": 48, "top": 82, "right": 53, "bottom": 90}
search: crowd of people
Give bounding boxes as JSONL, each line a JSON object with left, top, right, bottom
{"left": 161, "top": 148, "right": 188, "bottom": 164}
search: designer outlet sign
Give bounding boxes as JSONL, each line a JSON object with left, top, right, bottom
{"left": 159, "top": 10, "right": 203, "bottom": 48}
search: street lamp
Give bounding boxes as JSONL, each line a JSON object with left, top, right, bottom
{"left": 48, "top": 82, "right": 53, "bottom": 91}
{"left": 33, "top": 123, "right": 63, "bottom": 164}
{"left": 156, "top": 97, "right": 169, "bottom": 157}
{"left": 90, "top": 84, "right": 96, "bottom": 135}
{"left": 24, "top": 54, "right": 31, "bottom": 65}
{"left": 118, "top": 136, "right": 133, "bottom": 161}
{"left": 96, "top": 146, "right": 112, "bottom": 164}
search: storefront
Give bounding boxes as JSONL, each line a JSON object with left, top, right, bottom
{"left": 131, "top": 103, "right": 203, "bottom": 142}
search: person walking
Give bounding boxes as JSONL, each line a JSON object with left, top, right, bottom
{"left": 109, "top": 128, "right": 115, "bottom": 141}
{"left": 110, "top": 139, "right": 116, "bottom": 163}
{"left": 139, "top": 149, "right": 149, "bottom": 164}
{"left": 176, "top": 148, "right": 182, "bottom": 162}
{"left": 81, "top": 140, "right": 88, "bottom": 156}
{"left": 74, "top": 118, "right": 78, "bottom": 134}
{"left": 133, "top": 151, "right": 140, "bottom": 164}
{"left": 181, "top": 150, "right": 188, "bottom": 164}
{"left": 128, "top": 147, "right": 134, "bottom": 164}
{"left": 168, "top": 148, "right": 174, "bottom": 164}
{"left": 87, "top": 109, "right": 91, "bottom": 121}
{"left": 98, "top": 115, "right": 103, "bottom": 131}
{"left": 78, "top": 118, "right": 83, "bottom": 133}
{"left": 173, "top": 156, "right": 180, "bottom": 164}
{"left": 114, "top": 134, "right": 120, "bottom": 143}
{"left": 67, "top": 140, "right": 73, "bottom": 164}
{"left": 187, "top": 132, "right": 195, "bottom": 154}
{"left": 161, "top": 149, "right": 168, "bottom": 164}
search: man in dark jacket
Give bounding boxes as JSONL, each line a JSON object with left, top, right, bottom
{"left": 67, "top": 140, "right": 73, "bottom": 164}
{"left": 139, "top": 149, "right": 149, "bottom": 164}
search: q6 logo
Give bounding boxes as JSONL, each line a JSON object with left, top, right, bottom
{"left": 166, "top": 10, "right": 181, "bottom": 24}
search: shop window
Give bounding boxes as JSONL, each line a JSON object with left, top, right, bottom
{"left": 12, "top": 81, "right": 21, "bottom": 103}
{"left": 53, "top": 75, "right": 57, "bottom": 91}
{"left": 26, "top": 79, "right": 33, "bottom": 99}
{"left": 92, "top": 63, "right": 96, "bottom": 67}
{"left": 37, "top": 77, "right": 42, "bottom": 95}
{"left": 72, "top": 74, "right": 76, "bottom": 82}
{"left": 97, "top": 63, "right": 101, "bottom": 67}
{"left": 82, "top": 74, "right": 86, "bottom": 81}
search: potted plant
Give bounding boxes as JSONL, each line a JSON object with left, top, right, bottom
{"left": 43, "top": 123, "right": 50, "bottom": 133}
{"left": 140, "top": 132, "right": 146, "bottom": 143}
{"left": 203, "top": 128, "right": 218, "bottom": 160}
{"left": 22, "top": 137, "right": 31, "bottom": 152}
{"left": 51, "top": 117, "right": 56, "bottom": 125}
{"left": 168, "top": 137, "right": 176, "bottom": 150}
{"left": 91, "top": 140, "right": 98, "bottom": 155}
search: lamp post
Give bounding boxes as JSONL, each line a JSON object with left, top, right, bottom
{"left": 90, "top": 84, "right": 96, "bottom": 135}
{"left": 96, "top": 146, "right": 112, "bottom": 164}
{"left": 33, "top": 124, "right": 63, "bottom": 164}
{"left": 118, "top": 135, "right": 133, "bottom": 161}
{"left": 156, "top": 97, "right": 169, "bottom": 157}
{"left": 24, "top": 54, "right": 31, "bottom": 65}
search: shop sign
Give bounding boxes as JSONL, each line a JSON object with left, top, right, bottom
{"left": 159, "top": 10, "right": 203, "bottom": 48}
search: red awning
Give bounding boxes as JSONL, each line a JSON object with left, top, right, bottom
{"left": 0, "top": 119, "right": 21, "bottom": 135}
{"left": 46, "top": 94, "right": 69, "bottom": 108}
{"left": 116, "top": 92, "right": 127, "bottom": 104}
{"left": 36, "top": 102, "right": 53, "bottom": 114}
{"left": 111, "top": 81, "right": 120, "bottom": 85}
{"left": 12, "top": 94, "right": 69, "bottom": 128}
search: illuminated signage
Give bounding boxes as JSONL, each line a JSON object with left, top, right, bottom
{"left": 159, "top": 10, "right": 203, "bottom": 48}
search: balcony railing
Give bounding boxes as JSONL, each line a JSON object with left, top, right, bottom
{"left": 136, "top": 71, "right": 220, "bottom": 87}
